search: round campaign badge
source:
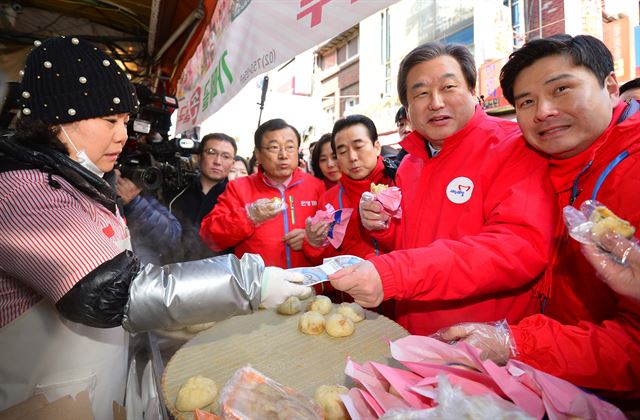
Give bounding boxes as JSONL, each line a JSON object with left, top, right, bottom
{"left": 446, "top": 176, "right": 474, "bottom": 204}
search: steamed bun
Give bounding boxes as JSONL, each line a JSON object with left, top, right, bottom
{"left": 175, "top": 375, "right": 217, "bottom": 412}
{"left": 277, "top": 296, "right": 302, "bottom": 315}
{"left": 335, "top": 302, "right": 365, "bottom": 323}
{"left": 314, "top": 384, "right": 349, "bottom": 420}
{"left": 307, "top": 295, "right": 332, "bottom": 315}
{"left": 325, "top": 313, "right": 355, "bottom": 338}
{"left": 299, "top": 311, "right": 326, "bottom": 335}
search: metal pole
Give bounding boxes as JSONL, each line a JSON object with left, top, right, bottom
{"left": 257, "top": 75, "right": 269, "bottom": 128}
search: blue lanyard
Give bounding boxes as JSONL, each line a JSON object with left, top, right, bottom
{"left": 591, "top": 150, "right": 629, "bottom": 201}
{"left": 570, "top": 161, "right": 592, "bottom": 205}
{"left": 339, "top": 186, "right": 379, "bottom": 255}
{"left": 569, "top": 150, "right": 629, "bottom": 205}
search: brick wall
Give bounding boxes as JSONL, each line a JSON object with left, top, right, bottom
{"left": 525, "top": 0, "right": 565, "bottom": 40}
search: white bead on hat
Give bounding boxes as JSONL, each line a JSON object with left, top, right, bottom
{"left": 19, "top": 36, "right": 139, "bottom": 124}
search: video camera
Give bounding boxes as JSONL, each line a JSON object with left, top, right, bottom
{"left": 118, "top": 84, "right": 198, "bottom": 202}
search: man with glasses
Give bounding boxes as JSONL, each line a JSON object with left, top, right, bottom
{"left": 169, "top": 132, "right": 237, "bottom": 262}
{"left": 201, "top": 119, "right": 325, "bottom": 268}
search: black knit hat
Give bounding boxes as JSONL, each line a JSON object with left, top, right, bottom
{"left": 19, "top": 36, "right": 139, "bottom": 125}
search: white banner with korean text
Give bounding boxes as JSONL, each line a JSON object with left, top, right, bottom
{"left": 175, "top": 0, "right": 399, "bottom": 133}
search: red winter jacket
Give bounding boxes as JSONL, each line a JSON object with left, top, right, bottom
{"left": 369, "top": 107, "right": 557, "bottom": 335}
{"left": 200, "top": 168, "right": 325, "bottom": 268}
{"left": 302, "top": 157, "right": 394, "bottom": 264}
{"left": 511, "top": 101, "right": 640, "bottom": 403}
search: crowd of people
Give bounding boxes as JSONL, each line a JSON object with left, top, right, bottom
{"left": 1, "top": 32, "right": 639, "bottom": 417}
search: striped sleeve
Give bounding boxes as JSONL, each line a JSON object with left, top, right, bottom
{"left": 0, "top": 170, "right": 125, "bottom": 319}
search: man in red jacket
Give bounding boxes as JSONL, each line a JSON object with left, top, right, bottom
{"left": 328, "top": 41, "right": 556, "bottom": 336}
{"left": 200, "top": 119, "right": 325, "bottom": 268}
{"left": 303, "top": 115, "right": 395, "bottom": 307}
{"left": 303, "top": 114, "right": 395, "bottom": 263}
{"left": 441, "top": 35, "right": 640, "bottom": 407}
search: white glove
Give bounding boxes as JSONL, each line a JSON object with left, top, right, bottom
{"left": 260, "top": 267, "right": 313, "bottom": 308}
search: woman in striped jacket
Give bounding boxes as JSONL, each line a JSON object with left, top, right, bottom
{"left": 0, "top": 37, "right": 309, "bottom": 418}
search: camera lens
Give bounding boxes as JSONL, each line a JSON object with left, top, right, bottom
{"left": 138, "top": 167, "right": 162, "bottom": 190}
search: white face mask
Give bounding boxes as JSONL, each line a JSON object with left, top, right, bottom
{"left": 60, "top": 125, "right": 105, "bottom": 177}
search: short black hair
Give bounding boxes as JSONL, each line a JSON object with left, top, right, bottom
{"left": 310, "top": 133, "right": 332, "bottom": 180}
{"left": 200, "top": 132, "right": 237, "bottom": 155}
{"left": 620, "top": 77, "right": 640, "bottom": 95}
{"left": 397, "top": 42, "right": 476, "bottom": 108}
{"left": 500, "top": 34, "right": 614, "bottom": 105}
{"left": 254, "top": 118, "right": 300, "bottom": 149}
{"left": 330, "top": 114, "right": 378, "bottom": 153}
{"left": 395, "top": 106, "right": 407, "bottom": 123}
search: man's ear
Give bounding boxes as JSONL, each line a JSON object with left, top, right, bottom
{"left": 374, "top": 140, "right": 381, "bottom": 156}
{"left": 605, "top": 71, "right": 619, "bottom": 105}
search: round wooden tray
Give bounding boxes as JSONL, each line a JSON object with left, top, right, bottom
{"left": 161, "top": 305, "right": 408, "bottom": 419}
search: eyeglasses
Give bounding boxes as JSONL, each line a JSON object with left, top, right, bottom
{"left": 261, "top": 144, "right": 298, "bottom": 155}
{"left": 204, "top": 148, "right": 233, "bottom": 161}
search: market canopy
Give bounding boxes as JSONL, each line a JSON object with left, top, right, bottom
{"left": 1, "top": 0, "right": 398, "bottom": 132}
{"left": 0, "top": 0, "right": 218, "bottom": 94}
{"left": 174, "top": 0, "right": 399, "bottom": 133}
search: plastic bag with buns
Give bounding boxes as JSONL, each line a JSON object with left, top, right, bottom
{"left": 564, "top": 200, "right": 635, "bottom": 242}
{"left": 219, "top": 365, "right": 323, "bottom": 419}
{"left": 564, "top": 200, "right": 637, "bottom": 265}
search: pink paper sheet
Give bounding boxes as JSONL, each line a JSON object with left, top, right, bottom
{"left": 414, "top": 373, "right": 502, "bottom": 399}
{"left": 345, "top": 358, "right": 385, "bottom": 389}
{"left": 399, "top": 360, "right": 506, "bottom": 398}
{"left": 389, "top": 335, "right": 480, "bottom": 368}
{"left": 359, "top": 388, "right": 385, "bottom": 417}
{"left": 341, "top": 388, "right": 379, "bottom": 420}
{"left": 386, "top": 335, "right": 624, "bottom": 419}
{"left": 458, "top": 342, "right": 545, "bottom": 419}
{"left": 374, "top": 187, "right": 402, "bottom": 219}
{"left": 309, "top": 203, "right": 353, "bottom": 248}
{"left": 344, "top": 359, "right": 411, "bottom": 412}
{"left": 508, "top": 360, "right": 625, "bottom": 420}
{"left": 367, "top": 361, "right": 432, "bottom": 409}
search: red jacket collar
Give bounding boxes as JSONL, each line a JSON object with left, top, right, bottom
{"left": 548, "top": 101, "right": 629, "bottom": 193}
{"left": 340, "top": 156, "right": 389, "bottom": 201}
{"left": 255, "top": 166, "right": 306, "bottom": 190}
{"left": 400, "top": 105, "right": 486, "bottom": 160}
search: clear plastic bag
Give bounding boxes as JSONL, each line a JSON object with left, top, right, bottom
{"left": 564, "top": 199, "right": 636, "bottom": 245}
{"left": 219, "top": 365, "right": 323, "bottom": 420}
{"left": 245, "top": 197, "right": 287, "bottom": 225}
